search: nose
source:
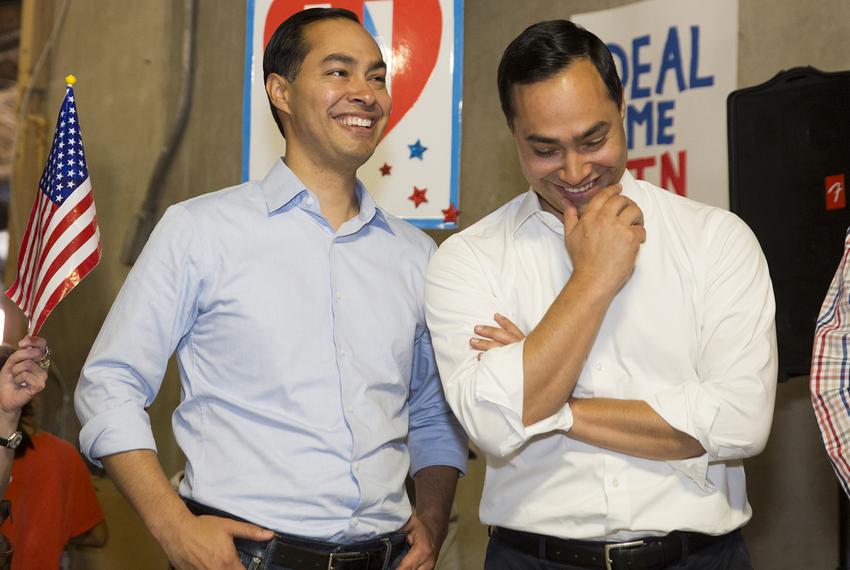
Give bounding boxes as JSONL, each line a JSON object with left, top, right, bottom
{"left": 558, "top": 152, "right": 591, "bottom": 187}
{"left": 347, "top": 76, "right": 376, "bottom": 107}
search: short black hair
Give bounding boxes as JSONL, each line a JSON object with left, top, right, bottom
{"left": 497, "top": 20, "right": 623, "bottom": 127}
{"left": 263, "top": 8, "right": 360, "bottom": 138}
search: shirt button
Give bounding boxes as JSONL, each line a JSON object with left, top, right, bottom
{"left": 339, "top": 348, "right": 346, "bottom": 357}
{"left": 351, "top": 516, "right": 360, "bottom": 526}
{"left": 336, "top": 291, "right": 342, "bottom": 300}
{"left": 305, "top": 196, "right": 314, "bottom": 206}
{"left": 594, "top": 363, "right": 604, "bottom": 371}
{"left": 353, "top": 461, "right": 360, "bottom": 472}
{"left": 612, "top": 479, "right": 620, "bottom": 488}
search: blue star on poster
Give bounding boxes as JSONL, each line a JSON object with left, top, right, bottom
{"left": 408, "top": 139, "right": 428, "bottom": 160}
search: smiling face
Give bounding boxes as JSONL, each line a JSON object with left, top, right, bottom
{"left": 268, "top": 18, "right": 391, "bottom": 173}
{"left": 510, "top": 58, "right": 627, "bottom": 217}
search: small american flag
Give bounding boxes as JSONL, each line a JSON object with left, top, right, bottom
{"left": 6, "top": 78, "right": 101, "bottom": 334}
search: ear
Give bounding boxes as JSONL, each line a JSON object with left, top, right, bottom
{"left": 619, "top": 92, "right": 626, "bottom": 120}
{"left": 265, "top": 73, "right": 292, "bottom": 117}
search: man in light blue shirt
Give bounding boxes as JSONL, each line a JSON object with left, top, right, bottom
{"left": 75, "top": 8, "right": 467, "bottom": 570}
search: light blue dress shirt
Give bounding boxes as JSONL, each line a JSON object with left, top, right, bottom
{"left": 75, "top": 160, "right": 468, "bottom": 542}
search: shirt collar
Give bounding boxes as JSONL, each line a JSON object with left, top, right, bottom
{"left": 511, "top": 169, "right": 642, "bottom": 238}
{"left": 259, "top": 158, "right": 308, "bottom": 213}
{"left": 350, "top": 181, "right": 393, "bottom": 235}
{"left": 259, "top": 158, "right": 393, "bottom": 235}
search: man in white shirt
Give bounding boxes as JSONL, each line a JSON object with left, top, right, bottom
{"left": 425, "top": 19, "right": 777, "bottom": 570}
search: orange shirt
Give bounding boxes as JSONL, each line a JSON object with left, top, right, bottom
{"left": 1, "top": 432, "right": 104, "bottom": 569}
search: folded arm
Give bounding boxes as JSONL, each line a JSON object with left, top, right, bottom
{"left": 470, "top": 211, "right": 776, "bottom": 474}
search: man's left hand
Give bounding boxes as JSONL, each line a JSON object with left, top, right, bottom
{"left": 470, "top": 313, "right": 526, "bottom": 357}
{"left": 395, "top": 513, "right": 443, "bottom": 570}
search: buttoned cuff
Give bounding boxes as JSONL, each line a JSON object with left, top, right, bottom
{"left": 645, "top": 384, "right": 722, "bottom": 489}
{"left": 475, "top": 340, "right": 574, "bottom": 456}
{"left": 79, "top": 404, "right": 158, "bottom": 468}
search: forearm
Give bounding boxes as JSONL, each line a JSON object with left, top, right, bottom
{"left": 569, "top": 397, "right": 705, "bottom": 460}
{"left": 102, "top": 449, "right": 191, "bottom": 544}
{"left": 522, "top": 273, "right": 614, "bottom": 426}
{"left": 412, "top": 465, "right": 459, "bottom": 545}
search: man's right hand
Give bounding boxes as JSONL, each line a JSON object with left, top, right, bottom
{"left": 157, "top": 511, "right": 273, "bottom": 570}
{"left": 563, "top": 184, "right": 646, "bottom": 297}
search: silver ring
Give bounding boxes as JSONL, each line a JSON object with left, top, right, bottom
{"left": 38, "top": 346, "right": 51, "bottom": 369}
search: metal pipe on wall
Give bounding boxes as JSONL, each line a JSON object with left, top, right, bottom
{"left": 121, "top": 0, "right": 198, "bottom": 266}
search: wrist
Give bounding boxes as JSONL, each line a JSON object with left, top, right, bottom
{"left": 564, "top": 270, "right": 618, "bottom": 306}
{"left": 0, "top": 410, "right": 20, "bottom": 435}
{"left": 415, "top": 508, "right": 448, "bottom": 542}
{"left": 148, "top": 495, "right": 194, "bottom": 543}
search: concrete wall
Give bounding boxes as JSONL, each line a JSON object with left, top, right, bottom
{"left": 16, "top": 0, "right": 849, "bottom": 568}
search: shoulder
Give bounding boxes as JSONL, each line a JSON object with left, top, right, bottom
{"left": 434, "top": 193, "right": 526, "bottom": 261}
{"left": 149, "top": 180, "right": 264, "bottom": 254}
{"left": 637, "top": 179, "right": 758, "bottom": 247}
{"left": 170, "top": 179, "right": 263, "bottom": 222}
{"left": 377, "top": 211, "right": 438, "bottom": 267}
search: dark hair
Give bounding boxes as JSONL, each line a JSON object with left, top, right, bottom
{"left": 263, "top": 8, "right": 360, "bottom": 138}
{"left": 497, "top": 20, "right": 623, "bottom": 127}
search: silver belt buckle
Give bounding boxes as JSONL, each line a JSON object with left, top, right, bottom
{"left": 327, "top": 551, "right": 368, "bottom": 570}
{"left": 381, "top": 537, "right": 393, "bottom": 568}
{"left": 604, "top": 539, "right": 646, "bottom": 570}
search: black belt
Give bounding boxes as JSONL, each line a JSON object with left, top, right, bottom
{"left": 184, "top": 499, "right": 406, "bottom": 570}
{"left": 491, "top": 526, "right": 727, "bottom": 570}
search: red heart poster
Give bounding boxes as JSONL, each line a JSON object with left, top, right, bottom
{"left": 244, "top": 0, "right": 463, "bottom": 228}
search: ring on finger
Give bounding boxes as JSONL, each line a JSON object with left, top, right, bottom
{"left": 38, "top": 346, "right": 51, "bottom": 370}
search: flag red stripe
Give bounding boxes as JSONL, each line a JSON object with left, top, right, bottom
{"left": 20, "top": 198, "right": 56, "bottom": 314}
{"left": 36, "top": 192, "right": 95, "bottom": 271}
{"left": 11, "top": 197, "right": 54, "bottom": 312}
{"left": 8, "top": 192, "right": 40, "bottom": 293}
{"left": 31, "top": 218, "right": 98, "bottom": 308}
{"left": 30, "top": 247, "right": 102, "bottom": 335}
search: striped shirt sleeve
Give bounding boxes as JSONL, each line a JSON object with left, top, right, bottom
{"left": 812, "top": 227, "right": 850, "bottom": 498}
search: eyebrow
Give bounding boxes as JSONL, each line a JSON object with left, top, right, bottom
{"left": 320, "top": 53, "right": 387, "bottom": 72}
{"left": 526, "top": 121, "right": 610, "bottom": 145}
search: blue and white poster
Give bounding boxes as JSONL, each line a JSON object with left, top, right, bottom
{"left": 244, "top": 0, "right": 463, "bottom": 228}
{"left": 574, "top": 0, "right": 738, "bottom": 209}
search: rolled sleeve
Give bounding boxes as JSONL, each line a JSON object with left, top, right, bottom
{"left": 476, "top": 341, "right": 573, "bottom": 456}
{"left": 75, "top": 205, "right": 204, "bottom": 466}
{"left": 426, "top": 236, "right": 572, "bottom": 459}
{"left": 647, "top": 212, "right": 777, "bottom": 487}
{"left": 407, "top": 329, "right": 468, "bottom": 476}
{"left": 81, "top": 405, "right": 158, "bottom": 467}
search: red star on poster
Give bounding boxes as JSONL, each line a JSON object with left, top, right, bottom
{"left": 379, "top": 163, "right": 392, "bottom": 176}
{"left": 441, "top": 202, "right": 460, "bottom": 224}
{"left": 408, "top": 186, "right": 428, "bottom": 207}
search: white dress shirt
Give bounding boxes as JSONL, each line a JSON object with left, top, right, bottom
{"left": 425, "top": 171, "right": 777, "bottom": 541}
